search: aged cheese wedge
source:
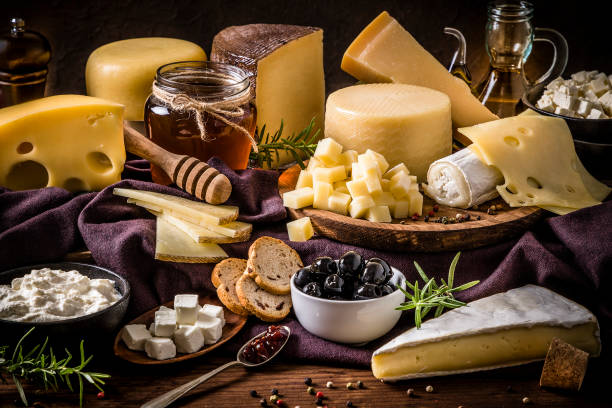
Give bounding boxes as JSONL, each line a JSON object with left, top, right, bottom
{"left": 459, "top": 116, "right": 610, "bottom": 210}
{"left": 113, "top": 188, "right": 238, "bottom": 225}
{"left": 211, "top": 24, "right": 325, "bottom": 166}
{"left": 342, "top": 11, "right": 498, "bottom": 127}
{"left": 155, "top": 218, "right": 228, "bottom": 263}
{"left": 0, "top": 95, "right": 125, "bottom": 192}
{"left": 154, "top": 211, "right": 250, "bottom": 244}
{"left": 372, "top": 285, "right": 600, "bottom": 380}
{"left": 86, "top": 38, "right": 206, "bottom": 121}
{"left": 325, "top": 84, "right": 452, "bottom": 181}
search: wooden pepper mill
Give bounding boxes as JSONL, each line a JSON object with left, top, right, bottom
{"left": 123, "top": 122, "right": 232, "bottom": 205}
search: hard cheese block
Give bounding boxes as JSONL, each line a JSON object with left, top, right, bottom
{"left": 325, "top": 84, "right": 451, "bottom": 181}
{"left": 372, "top": 285, "right": 600, "bottom": 380}
{"left": 341, "top": 11, "right": 498, "bottom": 127}
{"left": 211, "top": 24, "right": 325, "bottom": 166}
{"left": 86, "top": 37, "right": 207, "bottom": 121}
{"left": 459, "top": 116, "right": 611, "bottom": 210}
{"left": 0, "top": 95, "right": 125, "bottom": 192}
{"left": 155, "top": 217, "right": 228, "bottom": 263}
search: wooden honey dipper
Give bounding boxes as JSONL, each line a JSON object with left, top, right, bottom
{"left": 123, "top": 122, "right": 232, "bottom": 205}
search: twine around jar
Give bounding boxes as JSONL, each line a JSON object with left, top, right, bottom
{"left": 151, "top": 77, "right": 258, "bottom": 153}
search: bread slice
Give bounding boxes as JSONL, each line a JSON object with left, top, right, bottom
{"left": 245, "top": 236, "right": 303, "bottom": 295}
{"left": 211, "top": 258, "right": 250, "bottom": 316}
{"left": 236, "top": 274, "right": 292, "bottom": 322}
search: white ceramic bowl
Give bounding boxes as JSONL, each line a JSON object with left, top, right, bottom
{"left": 290, "top": 267, "right": 406, "bottom": 344}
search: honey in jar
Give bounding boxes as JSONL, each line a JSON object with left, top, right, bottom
{"left": 145, "top": 61, "right": 257, "bottom": 185}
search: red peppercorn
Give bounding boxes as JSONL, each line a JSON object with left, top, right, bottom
{"left": 428, "top": 210, "right": 435, "bottom": 217}
{"left": 276, "top": 399, "right": 284, "bottom": 406}
{"left": 316, "top": 391, "right": 324, "bottom": 399}
{"left": 433, "top": 204, "right": 439, "bottom": 212}
{"left": 97, "top": 391, "right": 105, "bottom": 399}
{"left": 411, "top": 215, "right": 419, "bottom": 221}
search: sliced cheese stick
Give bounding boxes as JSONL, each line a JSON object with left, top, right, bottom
{"left": 422, "top": 148, "right": 503, "bottom": 209}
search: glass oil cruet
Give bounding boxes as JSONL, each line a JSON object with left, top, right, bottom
{"left": 446, "top": 1, "right": 568, "bottom": 118}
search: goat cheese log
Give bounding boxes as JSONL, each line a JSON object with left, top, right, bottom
{"left": 422, "top": 148, "right": 503, "bottom": 209}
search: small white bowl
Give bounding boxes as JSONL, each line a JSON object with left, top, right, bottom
{"left": 290, "top": 267, "right": 406, "bottom": 344}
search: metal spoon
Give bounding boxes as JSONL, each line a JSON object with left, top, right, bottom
{"left": 141, "top": 326, "right": 291, "bottom": 408}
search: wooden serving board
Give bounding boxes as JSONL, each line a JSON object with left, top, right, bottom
{"left": 279, "top": 164, "right": 544, "bottom": 252}
{"left": 113, "top": 291, "right": 247, "bottom": 365}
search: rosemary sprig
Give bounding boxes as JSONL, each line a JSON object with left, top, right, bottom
{"left": 396, "top": 252, "right": 480, "bottom": 328}
{"left": 0, "top": 328, "right": 110, "bottom": 407}
{"left": 250, "top": 117, "right": 320, "bottom": 169}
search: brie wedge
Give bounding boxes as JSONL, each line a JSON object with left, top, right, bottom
{"left": 372, "top": 285, "right": 600, "bottom": 380}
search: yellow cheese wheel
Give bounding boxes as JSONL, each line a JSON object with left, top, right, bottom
{"left": 86, "top": 38, "right": 207, "bottom": 121}
{"left": 324, "top": 84, "right": 452, "bottom": 181}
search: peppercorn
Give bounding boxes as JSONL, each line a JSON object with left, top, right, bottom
{"left": 260, "top": 399, "right": 268, "bottom": 407}
{"left": 424, "top": 215, "right": 429, "bottom": 222}
{"left": 426, "top": 385, "right": 434, "bottom": 393}
{"left": 356, "top": 380, "right": 363, "bottom": 389}
{"left": 456, "top": 213, "right": 463, "bottom": 220}
{"left": 276, "top": 399, "right": 285, "bottom": 406}
{"left": 97, "top": 391, "right": 105, "bottom": 399}
{"left": 464, "top": 213, "right": 471, "bottom": 221}
{"left": 441, "top": 216, "right": 449, "bottom": 224}
{"left": 316, "top": 391, "right": 324, "bottom": 399}
{"left": 307, "top": 386, "right": 315, "bottom": 395}
{"left": 411, "top": 215, "right": 419, "bottom": 221}
{"left": 315, "top": 398, "right": 323, "bottom": 405}
{"left": 346, "top": 401, "right": 354, "bottom": 407}
{"left": 476, "top": 215, "right": 481, "bottom": 220}
{"left": 522, "top": 397, "right": 531, "bottom": 404}
{"left": 487, "top": 208, "right": 497, "bottom": 215}
{"left": 326, "top": 381, "right": 333, "bottom": 388}
{"left": 406, "top": 388, "right": 414, "bottom": 397}
{"left": 270, "top": 395, "right": 279, "bottom": 404}
{"left": 304, "top": 377, "right": 312, "bottom": 385}
{"left": 346, "top": 382, "right": 356, "bottom": 390}
{"left": 428, "top": 210, "right": 435, "bottom": 217}
{"left": 271, "top": 388, "right": 279, "bottom": 395}
{"left": 400, "top": 220, "right": 407, "bottom": 225}
{"left": 250, "top": 390, "right": 259, "bottom": 397}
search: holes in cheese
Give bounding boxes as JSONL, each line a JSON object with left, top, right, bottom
{"left": 5, "top": 160, "right": 49, "bottom": 190}
{"left": 86, "top": 151, "right": 114, "bottom": 174}
{"left": 16, "top": 142, "right": 33, "bottom": 154}
{"left": 459, "top": 116, "right": 611, "bottom": 210}
{"left": 63, "top": 177, "right": 88, "bottom": 192}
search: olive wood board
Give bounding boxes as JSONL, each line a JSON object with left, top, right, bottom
{"left": 113, "top": 291, "right": 247, "bottom": 365}
{"left": 279, "top": 164, "right": 544, "bottom": 252}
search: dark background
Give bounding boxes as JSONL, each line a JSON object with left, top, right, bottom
{"left": 2, "top": 0, "right": 611, "bottom": 96}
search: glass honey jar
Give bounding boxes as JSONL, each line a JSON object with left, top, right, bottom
{"left": 144, "top": 61, "right": 257, "bottom": 185}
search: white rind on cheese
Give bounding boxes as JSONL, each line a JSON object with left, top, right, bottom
{"left": 372, "top": 285, "right": 600, "bottom": 380}
{"left": 423, "top": 148, "right": 503, "bottom": 208}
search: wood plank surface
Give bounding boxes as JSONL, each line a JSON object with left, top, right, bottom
{"left": 278, "top": 164, "right": 544, "bottom": 252}
{"left": 1, "top": 349, "right": 609, "bottom": 407}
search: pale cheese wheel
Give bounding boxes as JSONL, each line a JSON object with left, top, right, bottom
{"left": 86, "top": 38, "right": 207, "bottom": 121}
{"left": 325, "top": 84, "right": 452, "bottom": 181}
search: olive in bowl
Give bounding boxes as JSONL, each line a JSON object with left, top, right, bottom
{"left": 290, "top": 252, "right": 406, "bottom": 344}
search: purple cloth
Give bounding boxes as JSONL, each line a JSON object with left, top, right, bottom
{"left": 1, "top": 158, "right": 611, "bottom": 367}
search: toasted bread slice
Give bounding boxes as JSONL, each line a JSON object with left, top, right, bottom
{"left": 245, "top": 237, "right": 303, "bottom": 295}
{"left": 211, "top": 258, "right": 249, "bottom": 316}
{"left": 236, "top": 274, "right": 292, "bottom": 322}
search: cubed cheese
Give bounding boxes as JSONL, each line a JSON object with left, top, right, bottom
{"left": 121, "top": 324, "right": 151, "bottom": 351}
{"left": 154, "top": 310, "right": 177, "bottom": 337}
{"left": 145, "top": 337, "right": 177, "bottom": 360}
{"left": 346, "top": 179, "right": 369, "bottom": 198}
{"left": 295, "top": 170, "right": 313, "bottom": 189}
{"left": 314, "top": 138, "right": 343, "bottom": 165}
{"left": 393, "top": 200, "right": 411, "bottom": 219}
{"left": 576, "top": 99, "right": 593, "bottom": 117}
{"left": 384, "top": 163, "right": 410, "bottom": 179}
{"left": 390, "top": 172, "right": 413, "bottom": 199}
{"left": 587, "top": 109, "right": 608, "bottom": 119}
{"left": 174, "top": 294, "right": 199, "bottom": 325}
{"left": 199, "top": 304, "right": 225, "bottom": 325}
{"left": 366, "top": 205, "right": 392, "bottom": 223}
{"left": 373, "top": 191, "right": 396, "bottom": 211}
{"left": 598, "top": 91, "right": 612, "bottom": 115}
{"left": 340, "top": 150, "right": 358, "bottom": 173}
{"left": 283, "top": 187, "right": 314, "bottom": 209}
{"left": 365, "top": 149, "right": 389, "bottom": 174}
{"left": 364, "top": 173, "right": 383, "bottom": 195}
{"left": 313, "top": 165, "right": 347, "bottom": 183}
{"left": 328, "top": 191, "right": 352, "bottom": 215}
{"left": 349, "top": 195, "right": 375, "bottom": 218}
{"left": 357, "top": 153, "right": 381, "bottom": 178}
{"left": 589, "top": 77, "right": 609, "bottom": 96}
{"left": 552, "top": 92, "right": 578, "bottom": 111}
{"left": 306, "top": 156, "right": 324, "bottom": 172}
{"left": 571, "top": 71, "right": 587, "bottom": 84}
{"left": 351, "top": 162, "right": 363, "bottom": 180}
{"left": 148, "top": 323, "right": 156, "bottom": 335}
{"left": 196, "top": 317, "right": 224, "bottom": 345}
{"left": 313, "top": 181, "right": 333, "bottom": 210}
{"left": 333, "top": 180, "right": 349, "bottom": 194}
{"left": 381, "top": 178, "right": 391, "bottom": 192}
{"left": 174, "top": 325, "right": 205, "bottom": 353}
{"left": 287, "top": 217, "right": 314, "bottom": 241}
{"left": 408, "top": 190, "right": 424, "bottom": 216}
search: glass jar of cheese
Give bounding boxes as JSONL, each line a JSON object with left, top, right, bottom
{"left": 145, "top": 61, "right": 257, "bottom": 185}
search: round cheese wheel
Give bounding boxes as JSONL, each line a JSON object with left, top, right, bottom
{"left": 325, "top": 84, "right": 452, "bottom": 181}
{"left": 86, "top": 38, "right": 207, "bottom": 121}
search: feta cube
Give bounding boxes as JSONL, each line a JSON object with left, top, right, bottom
{"left": 174, "top": 294, "right": 199, "bottom": 325}
{"left": 571, "top": 71, "right": 587, "bottom": 83}
{"left": 584, "top": 89, "right": 599, "bottom": 102}
{"left": 145, "top": 337, "right": 176, "bottom": 360}
{"left": 558, "top": 84, "right": 578, "bottom": 96}
{"left": 576, "top": 99, "right": 593, "bottom": 117}
{"left": 148, "top": 323, "right": 156, "bottom": 335}
{"left": 546, "top": 77, "right": 563, "bottom": 90}
{"left": 199, "top": 304, "right": 225, "bottom": 324}
{"left": 536, "top": 95, "right": 554, "bottom": 112}
{"left": 554, "top": 106, "right": 573, "bottom": 117}
{"left": 586, "top": 70, "right": 599, "bottom": 80}
{"left": 174, "top": 325, "right": 205, "bottom": 353}
{"left": 196, "top": 317, "right": 224, "bottom": 345}
{"left": 313, "top": 138, "right": 343, "bottom": 165}
{"left": 598, "top": 91, "right": 612, "bottom": 115}
{"left": 121, "top": 324, "right": 151, "bottom": 351}
{"left": 608, "top": 74, "right": 612, "bottom": 86}
{"left": 587, "top": 109, "right": 608, "bottom": 119}
{"left": 552, "top": 91, "right": 578, "bottom": 111}
{"left": 154, "top": 310, "right": 176, "bottom": 337}
{"left": 589, "top": 77, "right": 610, "bottom": 96}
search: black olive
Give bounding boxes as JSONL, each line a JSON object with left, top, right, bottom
{"left": 354, "top": 283, "right": 382, "bottom": 300}
{"left": 338, "top": 251, "right": 364, "bottom": 278}
{"left": 323, "top": 273, "right": 344, "bottom": 296}
{"left": 294, "top": 266, "right": 313, "bottom": 288}
{"left": 380, "top": 284, "right": 395, "bottom": 296}
{"left": 302, "top": 282, "right": 323, "bottom": 298}
{"left": 312, "top": 256, "right": 338, "bottom": 275}
{"left": 360, "top": 261, "right": 387, "bottom": 285}
{"left": 368, "top": 257, "right": 392, "bottom": 283}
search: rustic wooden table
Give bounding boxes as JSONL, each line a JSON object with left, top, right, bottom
{"left": 1, "top": 346, "right": 610, "bottom": 408}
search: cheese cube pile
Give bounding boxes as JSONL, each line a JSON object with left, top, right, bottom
{"left": 536, "top": 71, "right": 612, "bottom": 119}
{"left": 122, "top": 295, "right": 226, "bottom": 360}
{"left": 283, "top": 138, "right": 423, "bottom": 222}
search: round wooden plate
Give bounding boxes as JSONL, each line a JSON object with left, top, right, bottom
{"left": 113, "top": 291, "right": 247, "bottom": 365}
{"left": 279, "top": 164, "right": 544, "bottom": 252}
